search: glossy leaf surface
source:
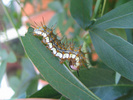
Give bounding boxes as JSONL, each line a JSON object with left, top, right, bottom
{"left": 92, "top": 1, "right": 133, "bottom": 29}
{"left": 90, "top": 29, "right": 133, "bottom": 81}
{"left": 70, "top": 0, "right": 93, "bottom": 29}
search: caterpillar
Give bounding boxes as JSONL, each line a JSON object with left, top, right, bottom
{"left": 31, "top": 20, "right": 87, "bottom": 74}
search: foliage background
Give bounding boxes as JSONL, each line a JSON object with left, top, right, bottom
{"left": 0, "top": 0, "right": 133, "bottom": 100}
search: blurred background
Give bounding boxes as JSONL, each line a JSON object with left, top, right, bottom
{"left": 0, "top": 0, "right": 91, "bottom": 99}
{"left": 0, "top": 0, "right": 129, "bottom": 99}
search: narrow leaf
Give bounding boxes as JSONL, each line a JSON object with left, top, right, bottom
{"left": 26, "top": 78, "right": 38, "bottom": 97}
{"left": 21, "top": 58, "right": 36, "bottom": 78}
{"left": 60, "top": 96, "right": 69, "bottom": 100}
{"left": 90, "top": 85, "right": 133, "bottom": 100}
{"left": 90, "top": 29, "right": 133, "bottom": 81}
{"left": 125, "top": 29, "right": 133, "bottom": 44}
{"left": 9, "top": 76, "right": 20, "bottom": 92}
{"left": 107, "top": 28, "right": 127, "bottom": 40}
{"left": 117, "top": 89, "right": 133, "bottom": 100}
{"left": 30, "top": 85, "right": 61, "bottom": 98}
{"left": 0, "top": 61, "right": 7, "bottom": 83}
{"left": 7, "top": 51, "right": 17, "bottom": 63}
{"left": 0, "top": 50, "right": 8, "bottom": 60}
{"left": 74, "top": 69, "right": 133, "bottom": 99}
{"left": 74, "top": 68, "right": 115, "bottom": 87}
{"left": 74, "top": 68, "right": 133, "bottom": 88}
{"left": 48, "top": 1, "right": 63, "bottom": 13}
{"left": 70, "top": 0, "right": 93, "bottom": 29}
{"left": 92, "top": 1, "right": 133, "bottom": 29}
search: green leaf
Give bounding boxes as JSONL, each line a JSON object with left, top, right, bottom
{"left": 7, "top": 51, "right": 17, "bottom": 63}
{"left": 71, "top": 24, "right": 81, "bottom": 38}
{"left": 21, "top": 58, "right": 36, "bottom": 78}
{"left": 117, "top": 89, "right": 133, "bottom": 100}
{"left": 26, "top": 78, "right": 38, "bottom": 97}
{"left": 74, "top": 68, "right": 133, "bottom": 99}
{"left": 21, "top": 27, "right": 100, "bottom": 100}
{"left": 74, "top": 68, "right": 115, "bottom": 87}
{"left": 115, "top": 72, "right": 121, "bottom": 84}
{"left": 70, "top": 0, "right": 93, "bottom": 29}
{"left": 57, "top": 12, "right": 65, "bottom": 34}
{"left": 90, "top": 29, "right": 133, "bottom": 81}
{"left": 63, "top": 0, "right": 69, "bottom": 6}
{"left": 107, "top": 28, "right": 127, "bottom": 40}
{"left": 9, "top": 76, "right": 20, "bottom": 91}
{"left": 0, "top": 61, "right": 7, "bottom": 83}
{"left": 125, "top": 29, "right": 133, "bottom": 44}
{"left": 10, "top": 71, "right": 30, "bottom": 98}
{"left": 90, "top": 85, "right": 133, "bottom": 100}
{"left": 63, "top": 17, "right": 74, "bottom": 32}
{"left": 60, "top": 96, "right": 69, "bottom": 100}
{"left": 48, "top": 1, "right": 63, "bottom": 13}
{"left": 30, "top": 85, "right": 61, "bottom": 98}
{"left": 9, "top": 58, "right": 36, "bottom": 98}
{"left": 92, "top": 1, "right": 133, "bottom": 29}
{"left": 48, "top": 14, "right": 58, "bottom": 28}
{"left": 115, "top": 0, "right": 129, "bottom": 7}
{"left": 0, "top": 50, "right": 16, "bottom": 83}
{"left": 0, "top": 50, "right": 8, "bottom": 60}
{"left": 73, "top": 68, "right": 133, "bottom": 88}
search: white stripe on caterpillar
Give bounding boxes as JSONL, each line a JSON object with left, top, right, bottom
{"left": 33, "top": 24, "right": 87, "bottom": 71}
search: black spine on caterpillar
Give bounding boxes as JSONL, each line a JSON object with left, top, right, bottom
{"left": 33, "top": 25, "right": 87, "bottom": 72}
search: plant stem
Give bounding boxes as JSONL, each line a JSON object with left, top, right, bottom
{"left": 82, "top": 41, "right": 92, "bottom": 68}
{"left": 101, "top": 0, "right": 106, "bottom": 16}
{"left": 0, "top": 1, "right": 22, "bottom": 42}
{"left": 91, "top": 0, "right": 101, "bottom": 20}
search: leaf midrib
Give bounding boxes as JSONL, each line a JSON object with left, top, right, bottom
{"left": 90, "top": 30, "right": 133, "bottom": 65}
{"left": 92, "top": 11, "right": 133, "bottom": 29}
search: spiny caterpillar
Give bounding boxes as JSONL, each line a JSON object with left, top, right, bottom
{"left": 31, "top": 20, "right": 87, "bottom": 74}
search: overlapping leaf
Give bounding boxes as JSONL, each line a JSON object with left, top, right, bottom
{"left": 90, "top": 29, "right": 133, "bottom": 81}
{"left": 30, "top": 85, "right": 61, "bottom": 98}
{"left": 70, "top": 0, "right": 93, "bottom": 29}
{"left": 91, "top": 1, "right": 133, "bottom": 29}
{"left": 90, "top": 85, "right": 133, "bottom": 100}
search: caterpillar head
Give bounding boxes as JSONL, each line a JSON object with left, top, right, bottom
{"left": 69, "top": 51, "right": 87, "bottom": 71}
{"left": 69, "top": 60, "right": 80, "bottom": 71}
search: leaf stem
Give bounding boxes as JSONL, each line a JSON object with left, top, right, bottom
{"left": 82, "top": 41, "right": 92, "bottom": 68}
{"left": 91, "top": 0, "right": 101, "bottom": 20}
{"left": 101, "top": 0, "right": 106, "bottom": 16}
